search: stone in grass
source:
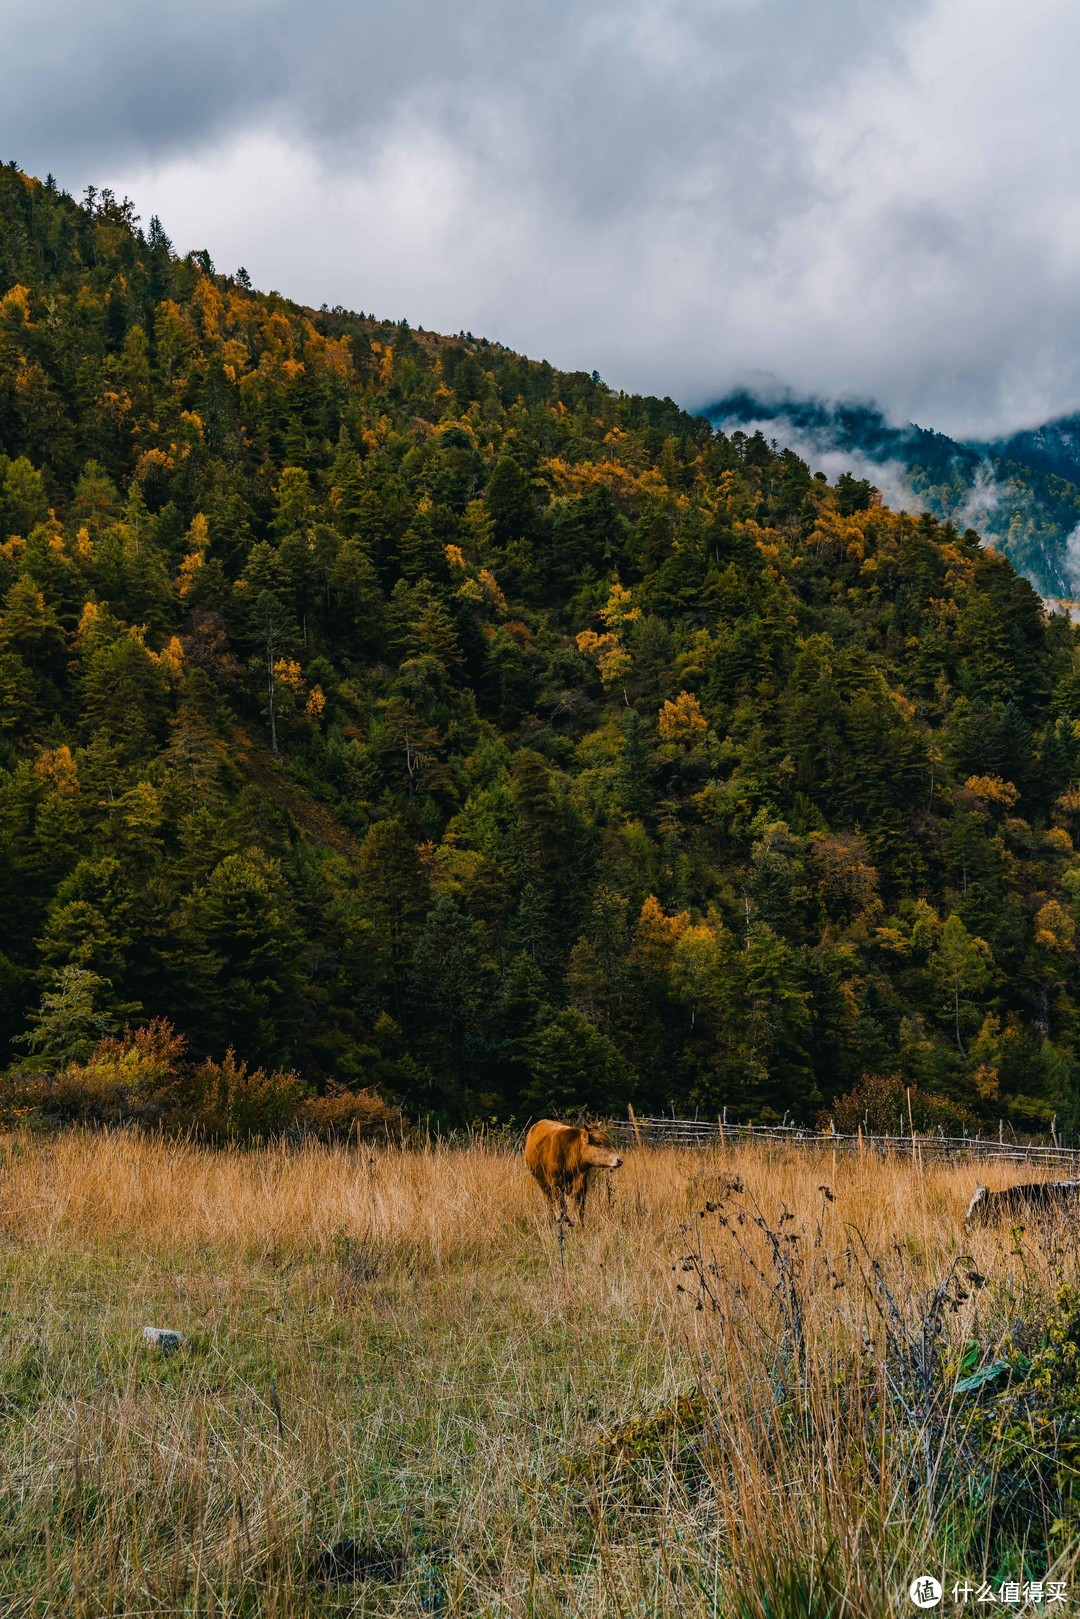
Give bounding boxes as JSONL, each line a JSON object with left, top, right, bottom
{"left": 142, "top": 1326, "right": 186, "bottom": 1353}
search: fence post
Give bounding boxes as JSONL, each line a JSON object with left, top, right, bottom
{"left": 906, "top": 1086, "right": 920, "bottom": 1171}
{"left": 627, "top": 1103, "right": 643, "bottom": 1151}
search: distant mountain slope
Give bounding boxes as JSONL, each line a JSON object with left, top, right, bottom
{"left": 979, "top": 413, "right": 1080, "bottom": 488}
{"left": 708, "top": 391, "right": 1080, "bottom": 599}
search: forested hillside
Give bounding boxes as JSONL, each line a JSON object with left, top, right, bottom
{"left": 4, "top": 163, "right": 1080, "bottom": 1130}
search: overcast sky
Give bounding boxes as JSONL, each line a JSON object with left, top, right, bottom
{"left": 3, "top": 0, "right": 1078, "bottom": 438}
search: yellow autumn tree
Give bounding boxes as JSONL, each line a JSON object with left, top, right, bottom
{"left": 576, "top": 628, "right": 632, "bottom": 691}
{"left": 630, "top": 894, "right": 691, "bottom": 980}
{"left": 600, "top": 578, "right": 639, "bottom": 630}
{"left": 1035, "top": 899, "right": 1075, "bottom": 953}
{"left": 152, "top": 636, "right": 185, "bottom": 687}
{"left": 576, "top": 577, "right": 638, "bottom": 692}
{"left": 477, "top": 568, "right": 507, "bottom": 614}
{"left": 671, "top": 920, "right": 730, "bottom": 1027}
{"left": 273, "top": 658, "right": 304, "bottom": 692}
{"left": 964, "top": 775, "right": 1019, "bottom": 810}
{"left": 658, "top": 690, "right": 707, "bottom": 749}
{"left": 177, "top": 511, "right": 210, "bottom": 599}
{"left": 35, "top": 744, "right": 78, "bottom": 796}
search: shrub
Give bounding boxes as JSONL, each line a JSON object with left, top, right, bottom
{"left": 184, "top": 1049, "right": 305, "bottom": 1141}
{"left": 821, "top": 1073, "right": 979, "bottom": 1136}
{"left": 964, "top": 1282, "right": 1080, "bottom": 1547}
{"left": 0, "top": 1020, "right": 404, "bottom": 1141}
{"left": 294, "top": 1081, "right": 403, "bottom": 1142}
{"left": 0, "top": 1018, "right": 187, "bottom": 1126}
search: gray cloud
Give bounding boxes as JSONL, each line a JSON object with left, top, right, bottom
{"left": 3, "top": 0, "right": 1078, "bottom": 437}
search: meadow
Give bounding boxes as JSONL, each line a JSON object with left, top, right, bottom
{"left": 0, "top": 1132, "right": 1077, "bottom": 1617}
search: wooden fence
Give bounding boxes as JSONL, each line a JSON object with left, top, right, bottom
{"left": 608, "top": 1113, "right": 1080, "bottom": 1173}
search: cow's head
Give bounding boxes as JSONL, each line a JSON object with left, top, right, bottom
{"left": 582, "top": 1127, "right": 622, "bottom": 1170}
{"left": 964, "top": 1182, "right": 987, "bottom": 1224}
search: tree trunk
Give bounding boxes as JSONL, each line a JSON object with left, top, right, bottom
{"left": 266, "top": 639, "right": 279, "bottom": 759}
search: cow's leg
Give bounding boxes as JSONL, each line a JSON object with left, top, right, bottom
{"left": 543, "top": 1180, "right": 566, "bottom": 1225}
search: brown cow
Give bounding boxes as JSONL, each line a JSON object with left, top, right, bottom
{"left": 524, "top": 1119, "right": 623, "bottom": 1226}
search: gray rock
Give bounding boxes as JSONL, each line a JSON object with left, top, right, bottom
{"left": 142, "top": 1326, "right": 185, "bottom": 1353}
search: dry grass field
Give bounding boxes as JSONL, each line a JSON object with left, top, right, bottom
{"left": 0, "top": 1131, "right": 1078, "bottom": 1616}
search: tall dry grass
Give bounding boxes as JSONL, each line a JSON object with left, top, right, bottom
{"left": 0, "top": 1131, "right": 1076, "bottom": 1615}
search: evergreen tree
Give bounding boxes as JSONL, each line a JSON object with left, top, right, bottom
{"left": 19, "top": 966, "right": 118, "bottom": 1066}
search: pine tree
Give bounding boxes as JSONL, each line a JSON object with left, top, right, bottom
{"left": 19, "top": 965, "right": 117, "bottom": 1066}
